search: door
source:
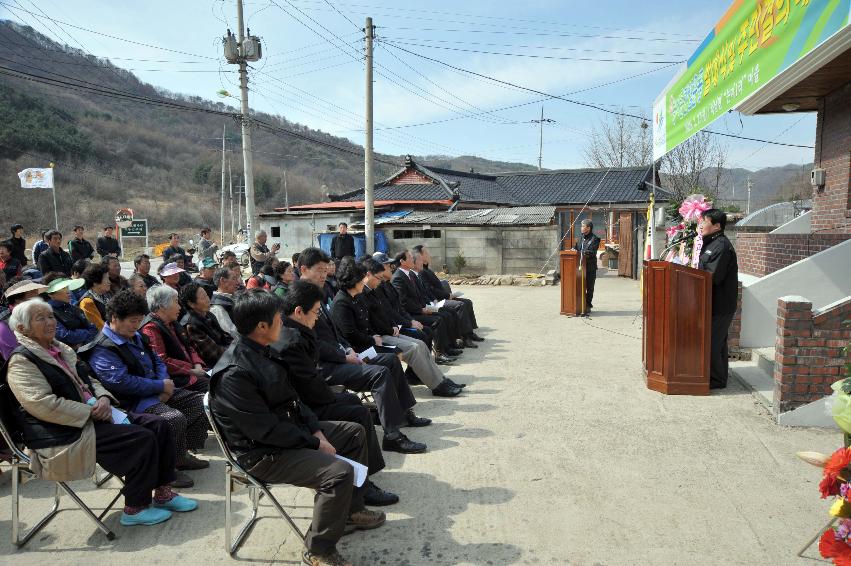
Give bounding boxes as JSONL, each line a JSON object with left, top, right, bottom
{"left": 618, "top": 212, "right": 633, "bottom": 278}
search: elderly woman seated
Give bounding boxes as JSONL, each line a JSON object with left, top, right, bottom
{"left": 5, "top": 298, "right": 198, "bottom": 526}
{"left": 82, "top": 290, "right": 210, "bottom": 484}
{"left": 178, "top": 282, "right": 232, "bottom": 368}
{"left": 42, "top": 272, "right": 97, "bottom": 349}
{"left": 141, "top": 285, "right": 209, "bottom": 392}
{"left": 79, "top": 263, "right": 111, "bottom": 330}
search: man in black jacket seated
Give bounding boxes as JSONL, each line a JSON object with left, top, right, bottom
{"left": 210, "top": 290, "right": 385, "bottom": 566}
{"left": 412, "top": 244, "right": 482, "bottom": 341}
{"left": 298, "top": 247, "right": 428, "bottom": 454}
{"left": 272, "top": 280, "right": 398, "bottom": 506}
{"left": 371, "top": 253, "right": 434, "bottom": 350}
{"left": 391, "top": 250, "right": 463, "bottom": 362}
{"left": 697, "top": 209, "right": 739, "bottom": 390}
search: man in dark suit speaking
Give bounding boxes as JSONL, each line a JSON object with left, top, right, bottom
{"left": 573, "top": 219, "right": 600, "bottom": 314}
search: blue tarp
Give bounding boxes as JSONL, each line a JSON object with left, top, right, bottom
{"left": 317, "top": 231, "right": 388, "bottom": 258}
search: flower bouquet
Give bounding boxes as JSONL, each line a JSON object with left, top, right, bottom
{"left": 663, "top": 194, "right": 711, "bottom": 267}
{"left": 799, "top": 447, "right": 851, "bottom": 564}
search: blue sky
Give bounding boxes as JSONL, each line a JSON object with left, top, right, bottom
{"left": 2, "top": 0, "right": 818, "bottom": 171}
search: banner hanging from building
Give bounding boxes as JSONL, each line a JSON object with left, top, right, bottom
{"left": 653, "top": 0, "right": 851, "bottom": 160}
{"left": 17, "top": 167, "right": 54, "bottom": 189}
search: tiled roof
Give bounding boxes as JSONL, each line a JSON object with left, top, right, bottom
{"left": 374, "top": 206, "right": 556, "bottom": 226}
{"left": 331, "top": 158, "right": 669, "bottom": 206}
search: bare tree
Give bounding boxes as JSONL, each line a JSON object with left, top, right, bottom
{"left": 583, "top": 113, "right": 652, "bottom": 168}
{"left": 660, "top": 131, "right": 727, "bottom": 218}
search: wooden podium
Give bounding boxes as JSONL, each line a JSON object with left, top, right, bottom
{"left": 560, "top": 250, "right": 587, "bottom": 316}
{"left": 642, "top": 260, "right": 711, "bottom": 395}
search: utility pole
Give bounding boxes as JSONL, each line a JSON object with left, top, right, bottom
{"left": 531, "top": 106, "right": 555, "bottom": 171}
{"left": 220, "top": 123, "right": 226, "bottom": 247}
{"left": 236, "top": 0, "right": 256, "bottom": 235}
{"left": 283, "top": 168, "right": 289, "bottom": 212}
{"left": 228, "top": 158, "right": 234, "bottom": 241}
{"left": 747, "top": 176, "right": 753, "bottom": 214}
{"left": 364, "top": 17, "right": 375, "bottom": 254}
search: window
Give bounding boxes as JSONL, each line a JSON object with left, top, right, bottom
{"left": 394, "top": 230, "right": 414, "bottom": 239}
{"left": 270, "top": 226, "right": 281, "bottom": 237}
{"left": 393, "top": 229, "right": 442, "bottom": 239}
{"left": 423, "top": 229, "right": 441, "bottom": 238}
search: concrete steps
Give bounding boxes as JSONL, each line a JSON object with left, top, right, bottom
{"left": 730, "top": 353, "right": 774, "bottom": 411}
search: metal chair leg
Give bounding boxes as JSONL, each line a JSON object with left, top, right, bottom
{"left": 226, "top": 470, "right": 262, "bottom": 555}
{"left": 798, "top": 516, "right": 837, "bottom": 557}
{"left": 260, "top": 483, "right": 305, "bottom": 541}
{"left": 57, "top": 482, "right": 116, "bottom": 541}
{"left": 92, "top": 466, "right": 114, "bottom": 488}
{"left": 11, "top": 464, "right": 61, "bottom": 548}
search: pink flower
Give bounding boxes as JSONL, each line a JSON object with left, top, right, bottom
{"left": 679, "top": 197, "right": 712, "bottom": 222}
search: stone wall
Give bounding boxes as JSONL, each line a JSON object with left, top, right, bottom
{"left": 774, "top": 295, "right": 851, "bottom": 414}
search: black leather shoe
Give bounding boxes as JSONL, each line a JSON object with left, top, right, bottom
{"left": 445, "top": 378, "right": 466, "bottom": 389}
{"left": 469, "top": 333, "right": 484, "bottom": 342}
{"left": 169, "top": 471, "right": 194, "bottom": 489}
{"left": 432, "top": 381, "right": 461, "bottom": 397}
{"left": 382, "top": 433, "right": 427, "bottom": 454}
{"left": 447, "top": 348, "right": 464, "bottom": 357}
{"left": 405, "top": 409, "right": 432, "bottom": 427}
{"left": 455, "top": 339, "right": 466, "bottom": 349}
{"left": 364, "top": 481, "right": 399, "bottom": 506}
{"left": 463, "top": 338, "right": 478, "bottom": 348}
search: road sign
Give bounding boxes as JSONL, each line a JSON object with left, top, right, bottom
{"left": 120, "top": 219, "right": 147, "bottom": 237}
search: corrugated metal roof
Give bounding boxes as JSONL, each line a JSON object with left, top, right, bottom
{"left": 374, "top": 206, "right": 556, "bottom": 226}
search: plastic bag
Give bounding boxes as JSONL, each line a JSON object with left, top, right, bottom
{"left": 831, "top": 381, "right": 851, "bottom": 434}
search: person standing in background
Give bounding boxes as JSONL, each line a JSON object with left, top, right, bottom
{"left": 573, "top": 219, "right": 600, "bottom": 315}
{"left": 97, "top": 226, "right": 121, "bottom": 258}
{"left": 330, "top": 222, "right": 355, "bottom": 263}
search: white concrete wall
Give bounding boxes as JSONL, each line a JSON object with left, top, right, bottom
{"left": 740, "top": 238, "right": 851, "bottom": 348}
{"left": 258, "top": 213, "right": 353, "bottom": 259}
{"left": 770, "top": 210, "right": 812, "bottom": 234}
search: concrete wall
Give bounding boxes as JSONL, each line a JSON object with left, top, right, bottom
{"left": 385, "top": 225, "right": 558, "bottom": 275}
{"left": 740, "top": 238, "right": 851, "bottom": 348}
{"left": 258, "top": 213, "right": 353, "bottom": 259}
{"left": 770, "top": 210, "right": 811, "bottom": 234}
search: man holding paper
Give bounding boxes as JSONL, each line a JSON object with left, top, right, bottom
{"left": 210, "top": 290, "right": 385, "bottom": 566}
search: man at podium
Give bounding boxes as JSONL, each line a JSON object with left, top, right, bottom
{"left": 697, "top": 209, "right": 738, "bottom": 390}
{"left": 573, "top": 219, "right": 600, "bottom": 314}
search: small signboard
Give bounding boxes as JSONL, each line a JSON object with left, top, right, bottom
{"left": 120, "top": 219, "right": 148, "bottom": 237}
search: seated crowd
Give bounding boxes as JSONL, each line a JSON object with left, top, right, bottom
{"left": 0, "top": 226, "right": 485, "bottom": 566}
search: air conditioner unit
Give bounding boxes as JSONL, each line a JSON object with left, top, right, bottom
{"left": 222, "top": 31, "right": 239, "bottom": 63}
{"left": 242, "top": 36, "right": 262, "bottom": 62}
{"left": 811, "top": 167, "right": 826, "bottom": 187}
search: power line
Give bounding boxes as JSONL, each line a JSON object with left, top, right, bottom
{"left": 382, "top": 42, "right": 815, "bottom": 150}
{"left": 321, "top": 0, "right": 359, "bottom": 30}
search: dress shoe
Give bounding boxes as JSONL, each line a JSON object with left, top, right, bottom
{"left": 169, "top": 471, "right": 194, "bottom": 488}
{"left": 405, "top": 409, "right": 432, "bottom": 427}
{"left": 445, "top": 378, "right": 466, "bottom": 389}
{"left": 363, "top": 481, "right": 399, "bottom": 506}
{"left": 382, "top": 433, "right": 427, "bottom": 453}
{"left": 176, "top": 453, "right": 209, "bottom": 470}
{"left": 455, "top": 339, "right": 466, "bottom": 349}
{"left": 346, "top": 508, "right": 386, "bottom": 530}
{"left": 463, "top": 338, "right": 478, "bottom": 348}
{"left": 447, "top": 348, "right": 464, "bottom": 357}
{"left": 434, "top": 354, "right": 454, "bottom": 365}
{"left": 469, "top": 333, "right": 484, "bottom": 342}
{"left": 303, "top": 550, "right": 353, "bottom": 566}
{"left": 432, "top": 381, "right": 462, "bottom": 397}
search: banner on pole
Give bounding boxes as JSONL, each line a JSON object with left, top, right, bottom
{"left": 653, "top": 0, "right": 851, "bottom": 160}
{"left": 17, "top": 168, "right": 54, "bottom": 189}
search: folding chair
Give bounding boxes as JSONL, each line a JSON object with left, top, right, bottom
{"left": 0, "top": 383, "right": 119, "bottom": 547}
{"left": 202, "top": 392, "right": 305, "bottom": 556}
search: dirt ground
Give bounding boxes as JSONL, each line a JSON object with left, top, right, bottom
{"left": 0, "top": 271, "right": 839, "bottom": 565}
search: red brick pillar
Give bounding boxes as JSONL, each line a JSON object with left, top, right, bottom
{"left": 728, "top": 281, "right": 743, "bottom": 359}
{"left": 774, "top": 296, "right": 814, "bottom": 413}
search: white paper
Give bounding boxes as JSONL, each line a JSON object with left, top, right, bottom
{"left": 429, "top": 299, "right": 446, "bottom": 309}
{"left": 335, "top": 455, "right": 368, "bottom": 487}
{"left": 358, "top": 347, "right": 377, "bottom": 361}
{"left": 111, "top": 406, "right": 129, "bottom": 424}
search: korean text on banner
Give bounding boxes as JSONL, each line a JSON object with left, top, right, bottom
{"left": 17, "top": 168, "right": 54, "bottom": 189}
{"left": 653, "top": 0, "right": 851, "bottom": 160}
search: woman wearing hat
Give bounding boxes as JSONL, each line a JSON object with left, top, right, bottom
{"left": 158, "top": 262, "right": 186, "bottom": 292}
{"left": 79, "top": 263, "right": 111, "bottom": 330}
{"left": 0, "top": 278, "right": 48, "bottom": 361}
{"left": 42, "top": 272, "right": 97, "bottom": 349}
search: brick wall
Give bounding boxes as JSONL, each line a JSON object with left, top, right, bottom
{"left": 774, "top": 296, "right": 851, "bottom": 414}
{"left": 735, "top": 232, "right": 851, "bottom": 276}
{"left": 728, "top": 281, "right": 744, "bottom": 357}
{"left": 812, "top": 83, "right": 851, "bottom": 234}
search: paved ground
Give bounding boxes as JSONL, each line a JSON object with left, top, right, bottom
{"left": 0, "top": 270, "right": 839, "bottom": 564}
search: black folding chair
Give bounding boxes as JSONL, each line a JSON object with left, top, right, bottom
{"left": 0, "top": 382, "right": 120, "bottom": 547}
{"left": 202, "top": 392, "right": 305, "bottom": 556}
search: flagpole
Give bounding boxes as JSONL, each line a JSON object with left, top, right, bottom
{"left": 49, "top": 162, "right": 58, "bottom": 231}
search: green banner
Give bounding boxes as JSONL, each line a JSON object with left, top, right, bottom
{"left": 654, "top": 0, "right": 851, "bottom": 160}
